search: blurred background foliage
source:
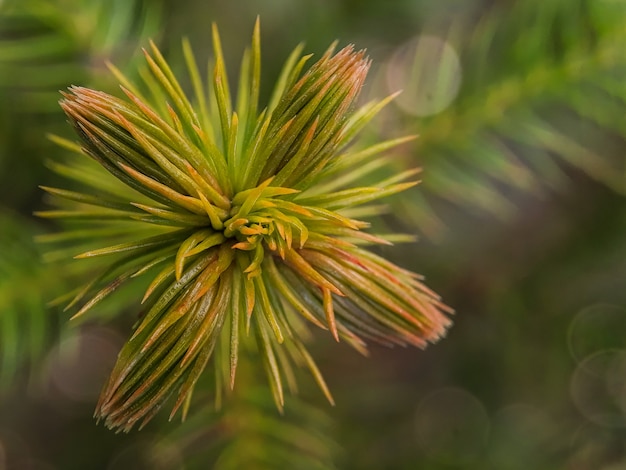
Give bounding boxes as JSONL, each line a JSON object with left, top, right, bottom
{"left": 1, "top": 0, "right": 625, "bottom": 468}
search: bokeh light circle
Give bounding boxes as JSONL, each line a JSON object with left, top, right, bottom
{"left": 45, "top": 326, "right": 123, "bottom": 404}
{"left": 570, "top": 349, "right": 626, "bottom": 428}
{"left": 386, "top": 35, "right": 462, "bottom": 117}
{"left": 569, "top": 423, "right": 626, "bottom": 468}
{"left": 568, "top": 304, "right": 626, "bottom": 364}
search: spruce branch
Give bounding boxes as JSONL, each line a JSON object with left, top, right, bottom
{"left": 0, "top": 211, "right": 62, "bottom": 388}
{"left": 166, "top": 356, "right": 340, "bottom": 469}
{"left": 394, "top": 0, "right": 626, "bottom": 235}
{"left": 0, "top": 0, "right": 162, "bottom": 114}
{"left": 39, "top": 19, "right": 452, "bottom": 432}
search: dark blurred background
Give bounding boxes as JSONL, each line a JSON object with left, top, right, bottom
{"left": 1, "top": 0, "right": 626, "bottom": 468}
